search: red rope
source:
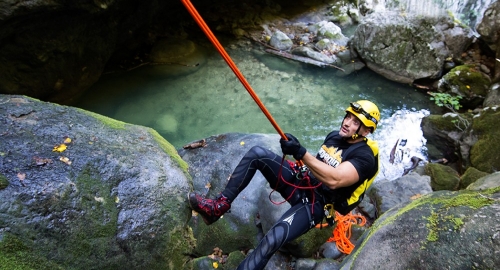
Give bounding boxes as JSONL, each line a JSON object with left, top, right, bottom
{"left": 269, "top": 156, "right": 322, "bottom": 214}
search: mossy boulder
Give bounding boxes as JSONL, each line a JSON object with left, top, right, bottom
{"left": 469, "top": 106, "right": 500, "bottom": 173}
{"left": 425, "top": 163, "right": 460, "bottom": 191}
{"left": 438, "top": 65, "right": 490, "bottom": 109}
{"left": 467, "top": 171, "right": 500, "bottom": 191}
{"left": 339, "top": 188, "right": 500, "bottom": 269}
{"left": 0, "top": 94, "right": 193, "bottom": 269}
{"left": 421, "top": 112, "right": 474, "bottom": 170}
{"left": 459, "top": 167, "right": 489, "bottom": 189}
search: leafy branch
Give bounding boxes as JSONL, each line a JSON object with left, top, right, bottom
{"left": 428, "top": 92, "right": 469, "bottom": 131}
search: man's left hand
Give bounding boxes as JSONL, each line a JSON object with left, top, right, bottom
{"left": 280, "top": 133, "right": 307, "bottom": 160}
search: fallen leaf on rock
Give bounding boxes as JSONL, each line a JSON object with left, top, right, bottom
{"left": 410, "top": 194, "right": 422, "bottom": 200}
{"left": 17, "top": 172, "right": 26, "bottom": 186}
{"left": 64, "top": 137, "right": 72, "bottom": 144}
{"left": 212, "top": 261, "right": 218, "bottom": 268}
{"left": 240, "top": 141, "right": 245, "bottom": 146}
{"left": 17, "top": 172, "right": 26, "bottom": 181}
{"left": 59, "top": 156, "right": 72, "bottom": 165}
{"left": 183, "top": 139, "right": 207, "bottom": 149}
{"left": 33, "top": 156, "right": 52, "bottom": 166}
{"left": 192, "top": 210, "right": 198, "bottom": 217}
{"left": 205, "top": 182, "right": 212, "bottom": 189}
{"left": 213, "top": 247, "right": 223, "bottom": 256}
{"left": 52, "top": 144, "right": 67, "bottom": 152}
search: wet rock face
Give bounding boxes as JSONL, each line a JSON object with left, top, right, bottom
{"left": 476, "top": 0, "right": 500, "bottom": 51}
{"left": 351, "top": 11, "right": 473, "bottom": 84}
{"left": 0, "top": 94, "right": 193, "bottom": 269}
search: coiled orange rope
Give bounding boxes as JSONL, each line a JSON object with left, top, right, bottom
{"left": 316, "top": 211, "right": 366, "bottom": 254}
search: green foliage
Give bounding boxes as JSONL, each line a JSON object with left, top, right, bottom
{"left": 428, "top": 92, "right": 462, "bottom": 111}
{"left": 428, "top": 92, "right": 469, "bottom": 131}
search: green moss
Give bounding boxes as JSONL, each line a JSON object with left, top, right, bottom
{"left": 470, "top": 108, "right": 500, "bottom": 172}
{"left": 426, "top": 211, "right": 439, "bottom": 241}
{"left": 0, "top": 174, "right": 8, "bottom": 189}
{"left": 450, "top": 217, "right": 464, "bottom": 230}
{"left": 425, "top": 163, "right": 460, "bottom": 191}
{"left": 28, "top": 166, "right": 121, "bottom": 269}
{"left": 149, "top": 128, "right": 189, "bottom": 175}
{"left": 483, "top": 186, "right": 500, "bottom": 194}
{"left": 163, "top": 226, "right": 196, "bottom": 269}
{"left": 443, "top": 65, "right": 489, "bottom": 97}
{"left": 223, "top": 251, "right": 246, "bottom": 269}
{"left": 0, "top": 233, "right": 63, "bottom": 270}
{"left": 64, "top": 172, "right": 116, "bottom": 267}
{"left": 426, "top": 213, "right": 465, "bottom": 243}
{"left": 78, "top": 108, "right": 127, "bottom": 129}
{"left": 425, "top": 114, "right": 459, "bottom": 132}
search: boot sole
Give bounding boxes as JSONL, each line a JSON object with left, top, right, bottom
{"left": 188, "top": 192, "right": 215, "bottom": 225}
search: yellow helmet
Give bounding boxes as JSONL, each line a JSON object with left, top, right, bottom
{"left": 345, "top": 100, "right": 380, "bottom": 132}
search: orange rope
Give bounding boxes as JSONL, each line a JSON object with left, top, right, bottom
{"left": 180, "top": 0, "right": 304, "bottom": 166}
{"left": 180, "top": 0, "right": 286, "bottom": 139}
{"left": 315, "top": 211, "right": 366, "bottom": 254}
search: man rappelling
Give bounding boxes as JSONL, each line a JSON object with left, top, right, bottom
{"left": 188, "top": 100, "right": 381, "bottom": 270}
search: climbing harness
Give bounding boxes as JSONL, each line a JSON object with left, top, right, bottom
{"left": 269, "top": 157, "right": 322, "bottom": 214}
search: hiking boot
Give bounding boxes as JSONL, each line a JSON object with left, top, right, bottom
{"left": 188, "top": 192, "right": 231, "bottom": 225}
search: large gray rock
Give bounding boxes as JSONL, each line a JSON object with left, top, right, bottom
{"left": 351, "top": 11, "right": 473, "bottom": 83}
{"left": 369, "top": 172, "right": 433, "bottom": 216}
{"left": 476, "top": 0, "right": 500, "bottom": 51}
{"left": 0, "top": 94, "right": 193, "bottom": 269}
{"left": 340, "top": 188, "right": 500, "bottom": 269}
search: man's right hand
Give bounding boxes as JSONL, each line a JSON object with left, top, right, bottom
{"left": 280, "top": 133, "right": 307, "bottom": 160}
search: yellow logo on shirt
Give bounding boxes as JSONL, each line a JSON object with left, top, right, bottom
{"left": 317, "top": 145, "right": 342, "bottom": 168}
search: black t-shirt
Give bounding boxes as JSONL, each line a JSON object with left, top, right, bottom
{"left": 314, "top": 131, "right": 378, "bottom": 205}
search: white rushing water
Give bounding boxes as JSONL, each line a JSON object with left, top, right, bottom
{"left": 372, "top": 109, "right": 430, "bottom": 181}
{"left": 385, "top": 0, "right": 494, "bottom": 30}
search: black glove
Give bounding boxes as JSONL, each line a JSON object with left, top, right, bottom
{"left": 280, "top": 133, "right": 307, "bottom": 160}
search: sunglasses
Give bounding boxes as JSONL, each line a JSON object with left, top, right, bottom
{"left": 350, "top": 102, "right": 378, "bottom": 125}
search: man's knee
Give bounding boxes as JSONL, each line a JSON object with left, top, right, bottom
{"left": 247, "top": 145, "right": 271, "bottom": 159}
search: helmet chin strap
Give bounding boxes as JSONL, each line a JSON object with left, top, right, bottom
{"left": 351, "top": 125, "right": 361, "bottom": 140}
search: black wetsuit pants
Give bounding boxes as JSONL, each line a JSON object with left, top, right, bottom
{"left": 221, "top": 146, "right": 325, "bottom": 270}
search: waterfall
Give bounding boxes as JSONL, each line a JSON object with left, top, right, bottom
{"left": 384, "top": 0, "right": 494, "bottom": 30}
